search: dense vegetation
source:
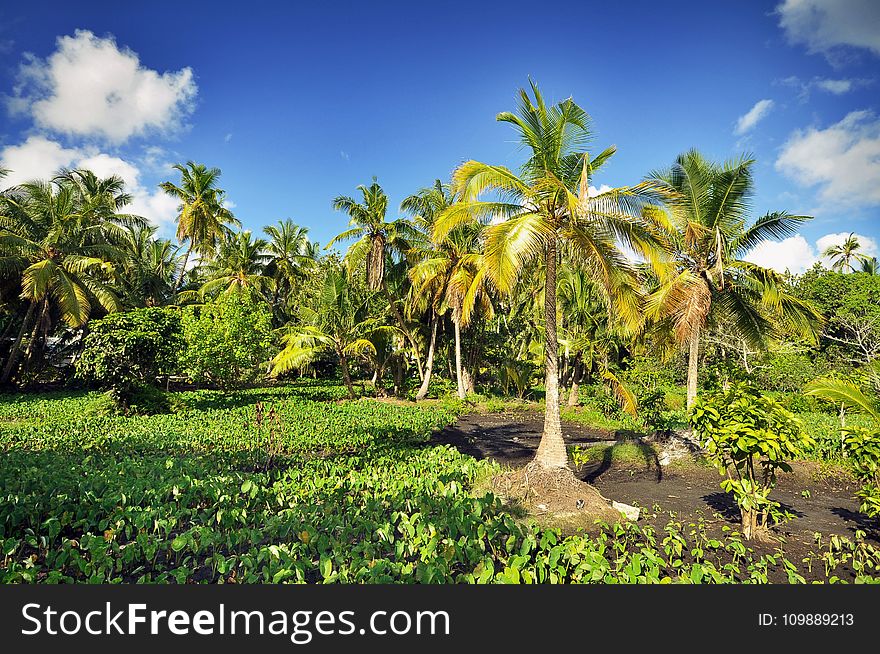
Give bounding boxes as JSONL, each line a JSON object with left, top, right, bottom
{"left": 2, "top": 82, "right": 879, "bottom": 582}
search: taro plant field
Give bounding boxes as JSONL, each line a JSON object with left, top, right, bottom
{"left": 2, "top": 381, "right": 879, "bottom": 584}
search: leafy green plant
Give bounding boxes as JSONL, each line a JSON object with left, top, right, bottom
{"left": 181, "top": 291, "right": 274, "bottom": 388}
{"left": 75, "top": 307, "right": 183, "bottom": 411}
{"left": 691, "top": 384, "right": 813, "bottom": 539}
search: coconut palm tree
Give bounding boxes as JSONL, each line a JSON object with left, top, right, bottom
{"left": 410, "top": 220, "right": 490, "bottom": 400}
{"left": 160, "top": 162, "right": 240, "bottom": 296}
{"left": 0, "top": 177, "right": 131, "bottom": 383}
{"left": 645, "top": 150, "right": 823, "bottom": 409}
{"left": 860, "top": 257, "right": 880, "bottom": 275}
{"left": 270, "top": 268, "right": 388, "bottom": 398}
{"left": 434, "top": 81, "right": 666, "bottom": 470}
{"left": 263, "top": 219, "right": 315, "bottom": 320}
{"left": 118, "top": 224, "right": 181, "bottom": 307}
{"left": 199, "top": 230, "right": 273, "bottom": 298}
{"left": 824, "top": 233, "right": 869, "bottom": 272}
{"left": 328, "top": 178, "right": 425, "bottom": 380}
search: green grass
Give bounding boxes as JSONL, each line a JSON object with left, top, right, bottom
{"left": 1, "top": 381, "right": 878, "bottom": 584}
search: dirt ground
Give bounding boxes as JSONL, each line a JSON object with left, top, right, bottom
{"left": 434, "top": 412, "right": 879, "bottom": 551}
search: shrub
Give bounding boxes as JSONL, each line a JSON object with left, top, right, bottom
{"left": 691, "top": 383, "right": 814, "bottom": 539}
{"left": 75, "top": 307, "right": 183, "bottom": 410}
{"left": 753, "top": 352, "right": 830, "bottom": 393}
{"left": 843, "top": 427, "right": 880, "bottom": 518}
{"left": 181, "top": 292, "right": 274, "bottom": 388}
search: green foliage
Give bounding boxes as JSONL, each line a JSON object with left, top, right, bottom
{"left": 1, "top": 382, "right": 879, "bottom": 583}
{"left": 691, "top": 384, "right": 814, "bottom": 539}
{"left": 181, "top": 292, "right": 273, "bottom": 388}
{"left": 843, "top": 427, "right": 880, "bottom": 518}
{"left": 75, "top": 307, "right": 183, "bottom": 410}
{"left": 753, "top": 351, "right": 830, "bottom": 393}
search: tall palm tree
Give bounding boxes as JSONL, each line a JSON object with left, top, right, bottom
{"left": 264, "top": 219, "right": 315, "bottom": 320}
{"left": 328, "top": 178, "right": 425, "bottom": 380}
{"left": 645, "top": 150, "right": 822, "bottom": 409}
{"left": 160, "top": 162, "right": 239, "bottom": 296}
{"left": 199, "top": 230, "right": 273, "bottom": 297}
{"left": 410, "top": 220, "right": 490, "bottom": 400}
{"left": 434, "top": 81, "right": 665, "bottom": 470}
{"left": 270, "top": 268, "right": 388, "bottom": 398}
{"left": 0, "top": 177, "right": 132, "bottom": 382}
{"left": 824, "top": 233, "right": 869, "bottom": 272}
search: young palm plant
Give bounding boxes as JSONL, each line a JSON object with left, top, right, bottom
{"left": 198, "top": 230, "right": 273, "bottom": 298}
{"left": 328, "top": 178, "right": 425, "bottom": 380}
{"left": 645, "top": 150, "right": 823, "bottom": 409}
{"left": 270, "top": 268, "right": 390, "bottom": 398}
{"left": 434, "top": 81, "right": 666, "bottom": 471}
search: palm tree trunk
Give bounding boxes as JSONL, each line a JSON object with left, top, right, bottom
{"left": 172, "top": 243, "right": 193, "bottom": 299}
{"left": 415, "top": 312, "right": 438, "bottom": 401}
{"left": 1, "top": 302, "right": 37, "bottom": 385}
{"left": 454, "top": 318, "right": 465, "bottom": 400}
{"left": 380, "top": 280, "right": 424, "bottom": 381}
{"left": 339, "top": 352, "right": 356, "bottom": 399}
{"left": 534, "top": 235, "right": 567, "bottom": 469}
{"left": 567, "top": 358, "right": 581, "bottom": 407}
{"left": 686, "top": 323, "right": 701, "bottom": 410}
{"left": 22, "top": 299, "right": 49, "bottom": 370}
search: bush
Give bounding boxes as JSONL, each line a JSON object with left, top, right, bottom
{"left": 691, "top": 383, "right": 813, "bottom": 539}
{"left": 753, "top": 351, "right": 830, "bottom": 393}
{"left": 75, "top": 307, "right": 183, "bottom": 409}
{"left": 181, "top": 292, "right": 274, "bottom": 388}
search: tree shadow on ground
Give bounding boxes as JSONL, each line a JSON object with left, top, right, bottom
{"left": 579, "top": 442, "right": 662, "bottom": 484}
{"left": 702, "top": 491, "right": 805, "bottom": 523}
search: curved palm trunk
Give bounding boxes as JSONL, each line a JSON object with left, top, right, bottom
{"left": 380, "top": 280, "right": 424, "bottom": 381}
{"left": 339, "top": 351, "right": 356, "bottom": 399}
{"left": 454, "top": 319, "right": 465, "bottom": 400}
{"left": 686, "top": 323, "right": 701, "bottom": 410}
{"left": 535, "top": 236, "right": 567, "bottom": 468}
{"left": 172, "top": 243, "right": 193, "bottom": 299}
{"left": 415, "top": 312, "right": 438, "bottom": 401}
{"left": 1, "top": 302, "right": 37, "bottom": 385}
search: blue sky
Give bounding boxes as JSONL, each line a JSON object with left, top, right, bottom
{"left": 1, "top": 0, "right": 878, "bottom": 273}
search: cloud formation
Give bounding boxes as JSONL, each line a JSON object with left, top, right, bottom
{"left": 9, "top": 30, "right": 196, "bottom": 144}
{"left": 744, "top": 231, "right": 878, "bottom": 273}
{"left": 775, "top": 110, "right": 880, "bottom": 209}
{"left": 0, "top": 137, "right": 179, "bottom": 233}
{"left": 776, "top": 0, "right": 880, "bottom": 58}
{"left": 735, "top": 99, "right": 774, "bottom": 135}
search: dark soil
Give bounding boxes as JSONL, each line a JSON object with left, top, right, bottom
{"left": 434, "top": 411, "right": 880, "bottom": 553}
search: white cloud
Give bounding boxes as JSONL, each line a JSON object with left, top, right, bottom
{"left": 0, "top": 135, "right": 80, "bottom": 186}
{"left": 775, "top": 110, "right": 880, "bottom": 208}
{"left": 221, "top": 199, "right": 236, "bottom": 210}
{"left": 735, "top": 99, "right": 775, "bottom": 135}
{"left": 776, "top": 0, "right": 880, "bottom": 57}
{"left": 9, "top": 30, "right": 196, "bottom": 144}
{"left": 779, "top": 75, "right": 872, "bottom": 99}
{"left": 744, "top": 232, "right": 878, "bottom": 273}
{"left": 587, "top": 184, "right": 612, "bottom": 197}
{"left": 0, "top": 137, "right": 178, "bottom": 234}
{"left": 814, "top": 78, "right": 853, "bottom": 93}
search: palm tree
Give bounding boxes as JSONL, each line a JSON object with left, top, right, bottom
{"left": 328, "top": 178, "right": 425, "bottom": 380}
{"left": 199, "top": 230, "right": 273, "bottom": 297}
{"left": 434, "top": 81, "right": 665, "bottom": 470}
{"left": 119, "top": 224, "right": 181, "bottom": 307}
{"left": 264, "top": 219, "right": 315, "bottom": 320}
{"left": 0, "top": 177, "right": 132, "bottom": 383}
{"left": 409, "top": 220, "right": 490, "bottom": 400}
{"left": 824, "top": 233, "right": 869, "bottom": 272}
{"left": 859, "top": 256, "right": 879, "bottom": 275}
{"left": 160, "top": 162, "right": 240, "bottom": 296}
{"left": 270, "top": 268, "right": 388, "bottom": 398}
{"left": 645, "top": 150, "right": 823, "bottom": 409}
